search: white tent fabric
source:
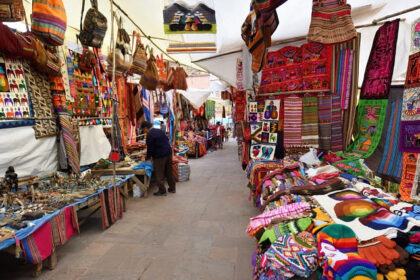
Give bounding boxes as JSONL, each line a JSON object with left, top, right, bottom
{"left": 177, "top": 89, "right": 212, "bottom": 109}
{"left": 79, "top": 125, "right": 112, "bottom": 166}
{"left": 0, "top": 127, "right": 57, "bottom": 177}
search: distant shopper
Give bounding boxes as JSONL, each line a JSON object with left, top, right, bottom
{"left": 141, "top": 121, "right": 176, "bottom": 196}
{"left": 215, "top": 122, "right": 224, "bottom": 149}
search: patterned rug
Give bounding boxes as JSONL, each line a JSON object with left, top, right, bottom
{"left": 23, "top": 61, "right": 58, "bottom": 139}
{"left": 346, "top": 99, "right": 388, "bottom": 158}
{"left": 360, "top": 19, "right": 400, "bottom": 99}
{"left": 301, "top": 97, "right": 319, "bottom": 148}
{"left": 318, "top": 95, "right": 332, "bottom": 150}
{"left": 284, "top": 96, "right": 302, "bottom": 147}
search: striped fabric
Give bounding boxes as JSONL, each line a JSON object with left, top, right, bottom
{"left": 284, "top": 96, "right": 303, "bottom": 148}
{"left": 318, "top": 95, "right": 332, "bottom": 150}
{"left": 331, "top": 93, "right": 343, "bottom": 151}
{"left": 142, "top": 88, "right": 151, "bottom": 122}
{"left": 58, "top": 113, "right": 80, "bottom": 174}
{"left": 377, "top": 98, "right": 403, "bottom": 180}
{"left": 253, "top": 0, "right": 288, "bottom": 14}
{"left": 167, "top": 42, "right": 216, "bottom": 53}
{"left": 302, "top": 97, "right": 319, "bottom": 148}
{"left": 31, "top": 0, "right": 67, "bottom": 46}
{"left": 335, "top": 50, "right": 354, "bottom": 109}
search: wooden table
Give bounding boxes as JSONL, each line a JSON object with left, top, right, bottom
{"left": 91, "top": 165, "right": 151, "bottom": 198}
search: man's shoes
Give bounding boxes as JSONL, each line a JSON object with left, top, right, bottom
{"left": 168, "top": 189, "right": 176, "bottom": 193}
{"left": 153, "top": 191, "right": 167, "bottom": 196}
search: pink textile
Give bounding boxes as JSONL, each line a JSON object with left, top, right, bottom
{"left": 64, "top": 206, "right": 79, "bottom": 240}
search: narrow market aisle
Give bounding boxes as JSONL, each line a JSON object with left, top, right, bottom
{"left": 2, "top": 140, "right": 257, "bottom": 280}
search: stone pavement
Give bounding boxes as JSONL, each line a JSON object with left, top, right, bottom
{"left": 0, "top": 140, "right": 257, "bottom": 280}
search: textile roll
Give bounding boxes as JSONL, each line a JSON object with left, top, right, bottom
{"left": 318, "top": 95, "right": 332, "bottom": 150}
{"left": 58, "top": 113, "right": 81, "bottom": 174}
{"left": 335, "top": 49, "right": 354, "bottom": 109}
{"left": 360, "top": 19, "right": 400, "bottom": 99}
{"left": 331, "top": 93, "right": 343, "bottom": 151}
{"left": 301, "top": 97, "right": 319, "bottom": 148}
{"left": 284, "top": 96, "right": 303, "bottom": 147}
{"left": 307, "top": 3, "right": 357, "bottom": 44}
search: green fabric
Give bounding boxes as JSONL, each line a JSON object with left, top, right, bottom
{"left": 297, "top": 217, "right": 312, "bottom": 231}
{"left": 346, "top": 99, "right": 388, "bottom": 158}
{"left": 259, "top": 218, "right": 313, "bottom": 244}
{"left": 205, "top": 100, "right": 215, "bottom": 119}
{"left": 332, "top": 158, "right": 367, "bottom": 177}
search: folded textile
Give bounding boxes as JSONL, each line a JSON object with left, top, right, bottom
{"left": 133, "top": 161, "right": 154, "bottom": 177}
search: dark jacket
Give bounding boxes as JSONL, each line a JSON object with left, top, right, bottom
{"left": 146, "top": 128, "right": 172, "bottom": 159}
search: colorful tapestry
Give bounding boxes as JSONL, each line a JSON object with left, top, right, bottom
{"left": 23, "top": 61, "right": 58, "bottom": 138}
{"left": 167, "top": 42, "right": 216, "bottom": 53}
{"left": 314, "top": 189, "right": 420, "bottom": 241}
{"left": 335, "top": 49, "right": 354, "bottom": 109}
{"left": 332, "top": 158, "right": 366, "bottom": 177}
{"left": 365, "top": 87, "right": 404, "bottom": 183}
{"left": 248, "top": 101, "right": 258, "bottom": 123}
{"left": 399, "top": 120, "right": 420, "bottom": 153}
{"left": 21, "top": 222, "right": 53, "bottom": 264}
{"left": 411, "top": 17, "right": 420, "bottom": 54}
{"left": 59, "top": 113, "right": 80, "bottom": 174}
{"left": 302, "top": 97, "right": 319, "bottom": 148}
{"left": 163, "top": 2, "right": 216, "bottom": 34}
{"left": 259, "top": 43, "right": 332, "bottom": 94}
{"left": 331, "top": 93, "right": 343, "bottom": 151}
{"left": 318, "top": 95, "right": 332, "bottom": 150}
{"left": 0, "top": 55, "right": 35, "bottom": 128}
{"left": 360, "top": 19, "right": 400, "bottom": 99}
{"left": 401, "top": 87, "right": 420, "bottom": 121}
{"left": 251, "top": 123, "right": 262, "bottom": 144}
{"left": 262, "top": 99, "right": 280, "bottom": 121}
{"left": 405, "top": 52, "right": 420, "bottom": 89}
{"left": 250, "top": 144, "right": 276, "bottom": 160}
{"left": 346, "top": 99, "right": 388, "bottom": 158}
{"left": 399, "top": 153, "right": 418, "bottom": 201}
{"left": 284, "top": 96, "right": 302, "bottom": 147}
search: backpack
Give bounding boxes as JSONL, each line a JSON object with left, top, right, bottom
{"left": 31, "top": 0, "right": 66, "bottom": 46}
{"left": 78, "top": 0, "right": 107, "bottom": 48}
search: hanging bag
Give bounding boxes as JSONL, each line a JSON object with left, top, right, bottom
{"left": 78, "top": 47, "right": 97, "bottom": 72}
{"left": 106, "top": 17, "right": 132, "bottom": 77}
{"left": 0, "top": 0, "right": 25, "bottom": 22}
{"left": 31, "top": 0, "right": 67, "bottom": 46}
{"left": 131, "top": 31, "right": 147, "bottom": 75}
{"left": 140, "top": 47, "right": 159, "bottom": 90}
{"left": 78, "top": 0, "right": 107, "bottom": 48}
{"left": 173, "top": 67, "right": 188, "bottom": 90}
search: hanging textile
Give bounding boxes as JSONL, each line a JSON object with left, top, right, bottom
{"left": 360, "top": 19, "right": 400, "bottom": 99}
{"left": 142, "top": 88, "right": 151, "bottom": 122}
{"left": 284, "top": 96, "right": 302, "bottom": 148}
{"left": 301, "top": 97, "right": 318, "bottom": 148}
{"left": 399, "top": 153, "right": 418, "bottom": 201}
{"left": 365, "top": 87, "right": 404, "bottom": 183}
{"left": 21, "top": 222, "right": 53, "bottom": 264}
{"left": 205, "top": 100, "right": 215, "bottom": 120}
{"left": 410, "top": 17, "right": 420, "bottom": 54}
{"left": 335, "top": 49, "right": 354, "bottom": 110}
{"left": 318, "top": 95, "right": 332, "bottom": 150}
{"left": 331, "top": 93, "right": 343, "bottom": 151}
{"left": 111, "top": 101, "right": 125, "bottom": 160}
{"left": 0, "top": 56, "right": 35, "bottom": 128}
{"left": 58, "top": 113, "right": 80, "bottom": 174}
{"left": 346, "top": 99, "right": 388, "bottom": 158}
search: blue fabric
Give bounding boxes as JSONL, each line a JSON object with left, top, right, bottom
{"left": 132, "top": 161, "right": 153, "bottom": 177}
{"left": 146, "top": 128, "right": 172, "bottom": 159}
{"left": 0, "top": 175, "right": 134, "bottom": 251}
{"left": 142, "top": 88, "right": 151, "bottom": 122}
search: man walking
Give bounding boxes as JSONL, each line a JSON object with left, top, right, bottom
{"left": 141, "top": 121, "right": 176, "bottom": 196}
{"left": 215, "top": 122, "right": 224, "bottom": 149}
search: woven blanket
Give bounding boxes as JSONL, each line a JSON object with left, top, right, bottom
{"left": 401, "top": 87, "right": 420, "bottom": 121}
{"left": 331, "top": 93, "right": 343, "bottom": 151}
{"left": 360, "top": 19, "right": 399, "bottom": 99}
{"left": 335, "top": 50, "right": 354, "bottom": 109}
{"left": 399, "top": 120, "right": 420, "bottom": 153}
{"left": 284, "top": 96, "right": 302, "bottom": 147}
{"left": 59, "top": 113, "right": 80, "bottom": 174}
{"left": 21, "top": 221, "right": 53, "bottom": 264}
{"left": 365, "top": 87, "right": 404, "bottom": 183}
{"left": 314, "top": 189, "right": 420, "bottom": 241}
{"left": 0, "top": 55, "right": 35, "bottom": 128}
{"left": 346, "top": 99, "right": 388, "bottom": 158}
{"left": 405, "top": 52, "right": 420, "bottom": 89}
{"left": 302, "top": 97, "right": 319, "bottom": 148}
{"left": 318, "top": 95, "right": 332, "bottom": 150}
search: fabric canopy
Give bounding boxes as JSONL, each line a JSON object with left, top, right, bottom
{"left": 176, "top": 89, "right": 212, "bottom": 109}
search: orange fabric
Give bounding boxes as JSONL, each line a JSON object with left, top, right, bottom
{"left": 399, "top": 153, "right": 418, "bottom": 201}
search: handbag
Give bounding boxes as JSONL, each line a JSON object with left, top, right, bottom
{"left": 78, "top": 48, "right": 97, "bottom": 72}
{"left": 131, "top": 31, "right": 147, "bottom": 75}
{"left": 140, "top": 47, "right": 159, "bottom": 90}
{"left": 32, "top": 0, "right": 67, "bottom": 46}
{"left": 0, "top": 0, "right": 25, "bottom": 22}
{"left": 79, "top": 0, "right": 107, "bottom": 48}
{"left": 307, "top": 0, "right": 357, "bottom": 44}
{"left": 173, "top": 67, "right": 188, "bottom": 90}
{"left": 32, "top": 39, "right": 61, "bottom": 76}
{"left": 107, "top": 17, "right": 132, "bottom": 76}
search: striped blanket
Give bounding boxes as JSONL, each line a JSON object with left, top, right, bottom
{"left": 302, "top": 97, "right": 319, "bottom": 148}
{"left": 335, "top": 50, "right": 354, "bottom": 109}
{"left": 331, "top": 93, "right": 343, "bottom": 151}
{"left": 167, "top": 42, "right": 217, "bottom": 53}
{"left": 284, "top": 97, "right": 303, "bottom": 147}
{"left": 318, "top": 95, "right": 332, "bottom": 150}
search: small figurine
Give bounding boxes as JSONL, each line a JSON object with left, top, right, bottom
{"left": 5, "top": 166, "right": 18, "bottom": 192}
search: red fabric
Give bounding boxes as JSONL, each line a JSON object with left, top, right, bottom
{"left": 64, "top": 206, "right": 78, "bottom": 240}
{"left": 32, "top": 222, "right": 53, "bottom": 261}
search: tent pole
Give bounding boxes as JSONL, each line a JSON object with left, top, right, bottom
{"left": 372, "top": 4, "right": 420, "bottom": 24}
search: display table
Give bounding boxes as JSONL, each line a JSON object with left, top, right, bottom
{"left": 91, "top": 163, "right": 151, "bottom": 198}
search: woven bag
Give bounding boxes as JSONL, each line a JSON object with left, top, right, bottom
{"left": 131, "top": 31, "right": 147, "bottom": 75}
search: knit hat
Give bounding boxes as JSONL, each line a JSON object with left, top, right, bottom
{"left": 318, "top": 224, "right": 377, "bottom": 280}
